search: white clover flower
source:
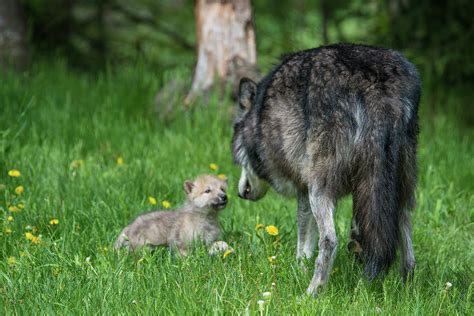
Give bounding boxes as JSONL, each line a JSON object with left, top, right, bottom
{"left": 262, "top": 292, "right": 271, "bottom": 299}
{"left": 445, "top": 282, "right": 453, "bottom": 290}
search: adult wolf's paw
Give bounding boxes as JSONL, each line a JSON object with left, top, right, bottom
{"left": 306, "top": 283, "right": 320, "bottom": 298}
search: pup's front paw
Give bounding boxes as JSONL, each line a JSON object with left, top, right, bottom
{"left": 208, "top": 241, "right": 233, "bottom": 255}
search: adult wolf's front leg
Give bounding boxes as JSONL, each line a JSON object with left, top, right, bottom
{"left": 306, "top": 184, "right": 337, "bottom": 297}
{"left": 297, "top": 190, "right": 317, "bottom": 262}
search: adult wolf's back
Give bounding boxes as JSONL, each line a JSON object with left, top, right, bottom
{"left": 232, "top": 43, "right": 420, "bottom": 296}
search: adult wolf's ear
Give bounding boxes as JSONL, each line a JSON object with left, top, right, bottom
{"left": 184, "top": 180, "right": 194, "bottom": 195}
{"left": 238, "top": 78, "right": 257, "bottom": 111}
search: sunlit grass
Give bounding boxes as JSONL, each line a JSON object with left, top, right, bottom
{"left": 0, "top": 64, "right": 472, "bottom": 314}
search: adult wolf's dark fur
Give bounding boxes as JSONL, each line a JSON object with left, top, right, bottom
{"left": 232, "top": 43, "right": 420, "bottom": 294}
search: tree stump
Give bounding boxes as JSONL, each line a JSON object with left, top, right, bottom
{"left": 185, "top": 0, "right": 258, "bottom": 104}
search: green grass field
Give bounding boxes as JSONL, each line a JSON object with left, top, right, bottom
{"left": 1, "top": 64, "right": 473, "bottom": 314}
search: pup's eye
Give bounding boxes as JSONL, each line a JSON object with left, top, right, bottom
{"left": 204, "top": 188, "right": 211, "bottom": 193}
{"left": 221, "top": 187, "right": 226, "bottom": 193}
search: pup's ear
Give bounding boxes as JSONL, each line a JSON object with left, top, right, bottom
{"left": 184, "top": 180, "right": 194, "bottom": 195}
{"left": 238, "top": 77, "right": 257, "bottom": 111}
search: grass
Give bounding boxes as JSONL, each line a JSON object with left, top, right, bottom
{"left": 0, "top": 63, "right": 473, "bottom": 314}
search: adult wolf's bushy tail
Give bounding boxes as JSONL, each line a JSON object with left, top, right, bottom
{"left": 353, "top": 129, "right": 401, "bottom": 280}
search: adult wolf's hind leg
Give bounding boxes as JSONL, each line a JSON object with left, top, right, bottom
{"left": 347, "top": 218, "right": 363, "bottom": 261}
{"left": 398, "top": 147, "right": 417, "bottom": 280}
{"left": 399, "top": 208, "right": 415, "bottom": 280}
{"left": 297, "top": 190, "right": 317, "bottom": 261}
{"left": 306, "top": 184, "right": 337, "bottom": 297}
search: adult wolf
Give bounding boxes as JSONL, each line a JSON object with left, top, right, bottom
{"left": 232, "top": 43, "right": 420, "bottom": 296}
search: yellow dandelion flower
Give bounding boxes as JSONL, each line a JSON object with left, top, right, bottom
{"left": 267, "top": 255, "right": 277, "bottom": 264}
{"left": 70, "top": 159, "right": 84, "bottom": 169}
{"left": 7, "top": 256, "right": 16, "bottom": 266}
{"left": 255, "top": 223, "right": 264, "bottom": 231}
{"left": 217, "top": 174, "right": 227, "bottom": 180}
{"left": 8, "top": 205, "right": 20, "bottom": 212}
{"left": 15, "top": 185, "right": 24, "bottom": 195}
{"left": 25, "top": 232, "right": 34, "bottom": 241}
{"left": 18, "top": 203, "right": 25, "bottom": 209}
{"left": 148, "top": 196, "right": 157, "bottom": 205}
{"left": 209, "top": 163, "right": 218, "bottom": 171}
{"left": 223, "top": 249, "right": 233, "bottom": 259}
{"left": 8, "top": 169, "right": 21, "bottom": 177}
{"left": 4, "top": 227, "right": 12, "bottom": 234}
{"left": 265, "top": 225, "right": 279, "bottom": 236}
{"left": 7, "top": 216, "right": 14, "bottom": 222}
{"left": 31, "top": 236, "right": 41, "bottom": 244}
{"left": 162, "top": 200, "right": 171, "bottom": 209}
{"left": 116, "top": 156, "right": 124, "bottom": 166}
{"left": 49, "top": 218, "right": 59, "bottom": 225}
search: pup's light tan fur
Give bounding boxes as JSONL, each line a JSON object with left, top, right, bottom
{"left": 114, "top": 175, "right": 228, "bottom": 255}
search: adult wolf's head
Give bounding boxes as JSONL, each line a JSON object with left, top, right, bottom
{"left": 231, "top": 78, "right": 269, "bottom": 201}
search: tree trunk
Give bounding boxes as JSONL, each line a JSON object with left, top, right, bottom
{"left": 185, "top": 0, "right": 258, "bottom": 104}
{"left": 0, "top": 0, "right": 28, "bottom": 72}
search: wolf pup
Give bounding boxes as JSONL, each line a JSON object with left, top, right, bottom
{"left": 114, "top": 175, "right": 228, "bottom": 255}
{"left": 232, "top": 43, "right": 420, "bottom": 296}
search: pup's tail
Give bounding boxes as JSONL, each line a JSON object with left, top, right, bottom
{"left": 353, "top": 130, "right": 401, "bottom": 279}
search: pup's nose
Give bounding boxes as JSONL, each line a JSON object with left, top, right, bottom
{"left": 218, "top": 193, "right": 227, "bottom": 202}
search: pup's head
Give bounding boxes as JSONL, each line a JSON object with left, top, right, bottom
{"left": 231, "top": 78, "right": 269, "bottom": 201}
{"left": 184, "top": 175, "right": 228, "bottom": 211}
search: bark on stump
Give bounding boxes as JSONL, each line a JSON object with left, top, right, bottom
{"left": 185, "top": 0, "right": 258, "bottom": 104}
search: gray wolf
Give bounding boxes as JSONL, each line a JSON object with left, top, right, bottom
{"left": 231, "top": 43, "right": 420, "bottom": 296}
{"left": 114, "top": 175, "right": 228, "bottom": 255}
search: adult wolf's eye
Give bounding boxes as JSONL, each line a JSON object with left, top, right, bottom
{"left": 205, "top": 188, "right": 211, "bottom": 193}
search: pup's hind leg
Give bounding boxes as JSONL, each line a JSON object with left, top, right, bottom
{"left": 306, "top": 184, "right": 337, "bottom": 297}
{"left": 297, "top": 190, "right": 317, "bottom": 261}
